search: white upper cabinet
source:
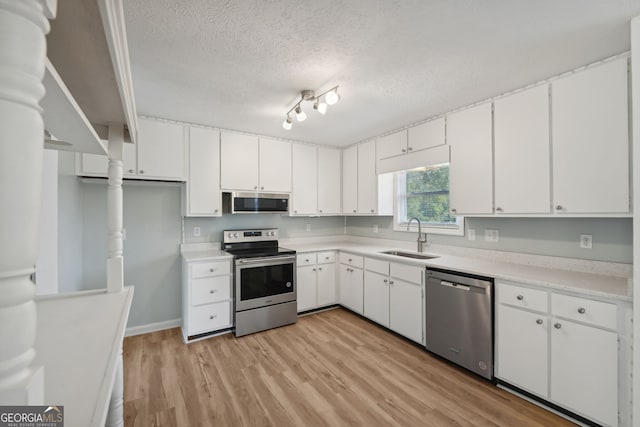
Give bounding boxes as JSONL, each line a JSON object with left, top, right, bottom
{"left": 291, "top": 143, "right": 317, "bottom": 215}
{"left": 221, "top": 133, "right": 292, "bottom": 192}
{"left": 377, "top": 130, "right": 407, "bottom": 160}
{"left": 408, "top": 117, "right": 445, "bottom": 152}
{"left": 317, "top": 147, "right": 342, "bottom": 215}
{"left": 494, "top": 85, "right": 550, "bottom": 214}
{"left": 184, "top": 127, "right": 221, "bottom": 217}
{"left": 137, "top": 118, "right": 185, "bottom": 180}
{"left": 220, "top": 132, "right": 259, "bottom": 191}
{"left": 357, "top": 140, "right": 378, "bottom": 214}
{"left": 551, "top": 57, "right": 629, "bottom": 214}
{"left": 448, "top": 102, "right": 493, "bottom": 215}
{"left": 259, "top": 137, "right": 291, "bottom": 192}
{"left": 342, "top": 145, "right": 358, "bottom": 215}
{"left": 376, "top": 118, "right": 445, "bottom": 162}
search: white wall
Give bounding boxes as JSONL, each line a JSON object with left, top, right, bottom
{"left": 57, "top": 151, "right": 84, "bottom": 293}
{"left": 36, "top": 149, "right": 59, "bottom": 295}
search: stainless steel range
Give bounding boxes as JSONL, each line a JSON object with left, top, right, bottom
{"left": 223, "top": 228, "right": 297, "bottom": 337}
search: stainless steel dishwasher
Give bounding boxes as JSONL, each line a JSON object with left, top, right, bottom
{"left": 425, "top": 268, "right": 494, "bottom": 380}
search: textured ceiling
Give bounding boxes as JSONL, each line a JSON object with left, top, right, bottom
{"left": 124, "top": 0, "right": 640, "bottom": 146}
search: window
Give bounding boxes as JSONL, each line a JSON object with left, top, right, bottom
{"left": 394, "top": 165, "right": 464, "bottom": 236}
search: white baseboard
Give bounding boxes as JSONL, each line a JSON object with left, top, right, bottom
{"left": 125, "top": 318, "right": 181, "bottom": 337}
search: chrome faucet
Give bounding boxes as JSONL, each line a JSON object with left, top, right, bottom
{"left": 407, "top": 217, "right": 428, "bottom": 252}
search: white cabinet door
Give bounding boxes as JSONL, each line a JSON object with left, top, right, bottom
{"left": 339, "top": 265, "right": 363, "bottom": 314}
{"left": 550, "top": 319, "right": 618, "bottom": 426}
{"left": 342, "top": 145, "right": 358, "bottom": 215}
{"left": 408, "top": 117, "right": 445, "bottom": 152}
{"left": 377, "top": 130, "right": 407, "bottom": 160}
{"left": 259, "top": 137, "right": 291, "bottom": 192}
{"left": 494, "top": 85, "right": 550, "bottom": 214}
{"left": 448, "top": 102, "right": 493, "bottom": 215}
{"left": 291, "top": 143, "right": 317, "bottom": 215}
{"left": 552, "top": 57, "right": 629, "bottom": 214}
{"left": 123, "top": 142, "right": 137, "bottom": 177}
{"left": 497, "top": 305, "right": 548, "bottom": 397}
{"left": 357, "top": 140, "right": 377, "bottom": 214}
{"left": 364, "top": 271, "right": 389, "bottom": 327}
{"left": 81, "top": 153, "right": 108, "bottom": 175}
{"left": 220, "top": 132, "right": 259, "bottom": 191}
{"left": 137, "top": 118, "right": 185, "bottom": 180}
{"left": 316, "top": 263, "right": 336, "bottom": 306}
{"left": 297, "top": 265, "right": 317, "bottom": 312}
{"left": 317, "top": 147, "right": 341, "bottom": 215}
{"left": 389, "top": 278, "right": 422, "bottom": 343}
{"left": 185, "top": 127, "right": 221, "bottom": 216}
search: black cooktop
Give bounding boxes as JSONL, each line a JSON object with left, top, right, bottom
{"left": 225, "top": 246, "right": 296, "bottom": 259}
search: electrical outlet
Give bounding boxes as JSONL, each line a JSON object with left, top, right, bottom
{"left": 485, "top": 229, "right": 499, "bottom": 243}
{"left": 306, "top": 223, "right": 311, "bottom": 232}
{"left": 467, "top": 229, "right": 475, "bottom": 241}
{"left": 373, "top": 224, "right": 379, "bottom": 233}
{"left": 193, "top": 226, "right": 201, "bottom": 237}
{"left": 580, "top": 234, "right": 593, "bottom": 249}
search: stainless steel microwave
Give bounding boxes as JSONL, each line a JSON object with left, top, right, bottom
{"left": 222, "top": 192, "right": 289, "bottom": 214}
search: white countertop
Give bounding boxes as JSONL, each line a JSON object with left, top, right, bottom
{"left": 283, "top": 240, "right": 632, "bottom": 301}
{"left": 34, "top": 287, "right": 133, "bottom": 427}
{"left": 181, "top": 249, "right": 232, "bottom": 262}
{"left": 180, "top": 238, "right": 631, "bottom": 301}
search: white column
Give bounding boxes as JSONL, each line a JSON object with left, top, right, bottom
{"left": 107, "top": 123, "right": 124, "bottom": 293}
{"left": 0, "top": 0, "right": 56, "bottom": 404}
{"left": 106, "top": 123, "right": 125, "bottom": 426}
{"left": 631, "top": 16, "right": 640, "bottom": 427}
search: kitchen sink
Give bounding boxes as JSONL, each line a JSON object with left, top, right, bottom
{"left": 379, "top": 250, "right": 439, "bottom": 260}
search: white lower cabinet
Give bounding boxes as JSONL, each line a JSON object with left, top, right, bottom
{"left": 497, "top": 304, "right": 548, "bottom": 397}
{"left": 182, "top": 257, "right": 233, "bottom": 342}
{"left": 389, "top": 276, "right": 423, "bottom": 343}
{"left": 339, "top": 253, "right": 364, "bottom": 314}
{"left": 364, "top": 271, "right": 390, "bottom": 327}
{"left": 496, "top": 281, "right": 623, "bottom": 426}
{"left": 296, "top": 251, "right": 337, "bottom": 313}
{"left": 362, "top": 258, "right": 424, "bottom": 344}
{"left": 550, "top": 318, "right": 618, "bottom": 427}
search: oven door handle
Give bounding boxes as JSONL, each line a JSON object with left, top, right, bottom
{"left": 237, "top": 256, "right": 296, "bottom": 265}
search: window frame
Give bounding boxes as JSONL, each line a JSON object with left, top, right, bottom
{"left": 393, "top": 167, "right": 465, "bottom": 236}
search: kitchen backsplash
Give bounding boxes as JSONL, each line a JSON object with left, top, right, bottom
{"left": 346, "top": 216, "right": 632, "bottom": 264}
{"left": 183, "top": 215, "right": 346, "bottom": 244}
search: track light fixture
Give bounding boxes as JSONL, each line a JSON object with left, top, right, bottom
{"left": 282, "top": 86, "right": 340, "bottom": 130}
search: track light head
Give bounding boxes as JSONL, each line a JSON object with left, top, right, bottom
{"left": 325, "top": 88, "right": 340, "bottom": 105}
{"left": 282, "top": 116, "right": 292, "bottom": 130}
{"left": 314, "top": 99, "right": 328, "bottom": 115}
{"left": 295, "top": 105, "right": 307, "bottom": 122}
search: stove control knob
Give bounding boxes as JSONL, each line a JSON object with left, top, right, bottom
{"left": 233, "top": 233, "right": 239, "bottom": 238}
{"left": 227, "top": 232, "right": 234, "bottom": 238}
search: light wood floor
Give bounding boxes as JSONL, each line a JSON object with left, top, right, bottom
{"left": 123, "top": 308, "right": 574, "bottom": 426}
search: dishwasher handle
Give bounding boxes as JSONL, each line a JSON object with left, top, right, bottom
{"left": 439, "top": 280, "right": 471, "bottom": 291}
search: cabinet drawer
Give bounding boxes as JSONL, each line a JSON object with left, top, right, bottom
{"left": 297, "top": 253, "right": 316, "bottom": 266}
{"left": 317, "top": 251, "right": 336, "bottom": 264}
{"left": 498, "top": 282, "right": 548, "bottom": 313}
{"left": 551, "top": 293, "right": 617, "bottom": 330}
{"left": 190, "top": 260, "right": 230, "bottom": 278}
{"left": 191, "top": 276, "right": 231, "bottom": 306}
{"left": 339, "top": 252, "right": 364, "bottom": 269}
{"left": 390, "top": 263, "right": 422, "bottom": 284}
{"left": 188, "top": 301, "right": 231, "bottom": 335}
{"left": 365, "top": 258, "right": 389, "bottom": 275}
